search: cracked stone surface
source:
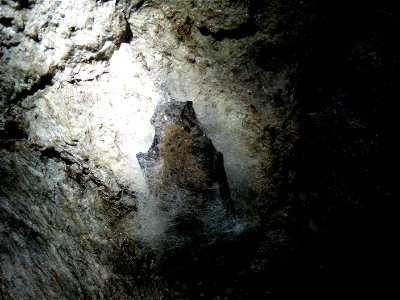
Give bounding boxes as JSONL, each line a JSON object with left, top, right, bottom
{"left": 1, "top": 1, "right": 299, "bottom": 297}
{"left": 2, "top": 0, "right": 400, "bottom": 298}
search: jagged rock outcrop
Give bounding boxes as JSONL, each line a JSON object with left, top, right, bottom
{"left": 137, "top": 101, "right": 236, "bottom": 248}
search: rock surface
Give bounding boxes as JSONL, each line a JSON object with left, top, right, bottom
{"left": 1, "top": 0, "right": 298, "bottom": 297}
{"left": 137, "top": 101, "right": 237, "bottom": 249}
{"left": 1, "top": 0, "right": 400, "bottom": 298}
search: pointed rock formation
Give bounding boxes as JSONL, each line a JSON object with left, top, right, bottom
{"left": 137, "top": 101, "right": 235, "bottom": 247}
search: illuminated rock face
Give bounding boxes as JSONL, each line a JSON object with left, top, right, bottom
{"left": 137, "top": 101, "right": 235, "bottom": 248}
{"left": 2, "top": 0, "right": 398, "bottom": 298}
{"left": 2, "top": 0, "right": 298, "bottom": 297}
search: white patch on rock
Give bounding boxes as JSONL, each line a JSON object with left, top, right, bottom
{"left": 25, "top": 43, "right": 162, "bottom": 193}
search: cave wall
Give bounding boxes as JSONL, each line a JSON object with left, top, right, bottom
{"left": 1, "top": 0, "right": 399, "bottom": 298}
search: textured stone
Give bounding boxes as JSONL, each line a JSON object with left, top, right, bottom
{"left": 1, "top": 0, "right": 292, "bottom": 296}
{"left": 137, "top": 101, "right": 237, "bottom": 249}
{"left": 3, "top": 0, "right": 396, "bottom": 298}
{"left": 0, "top": 0, "right": 305, "bottom": 297}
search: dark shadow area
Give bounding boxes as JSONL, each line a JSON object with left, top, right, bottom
{"left": 289, "top": 0, "right": 400, "bottom": 297}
